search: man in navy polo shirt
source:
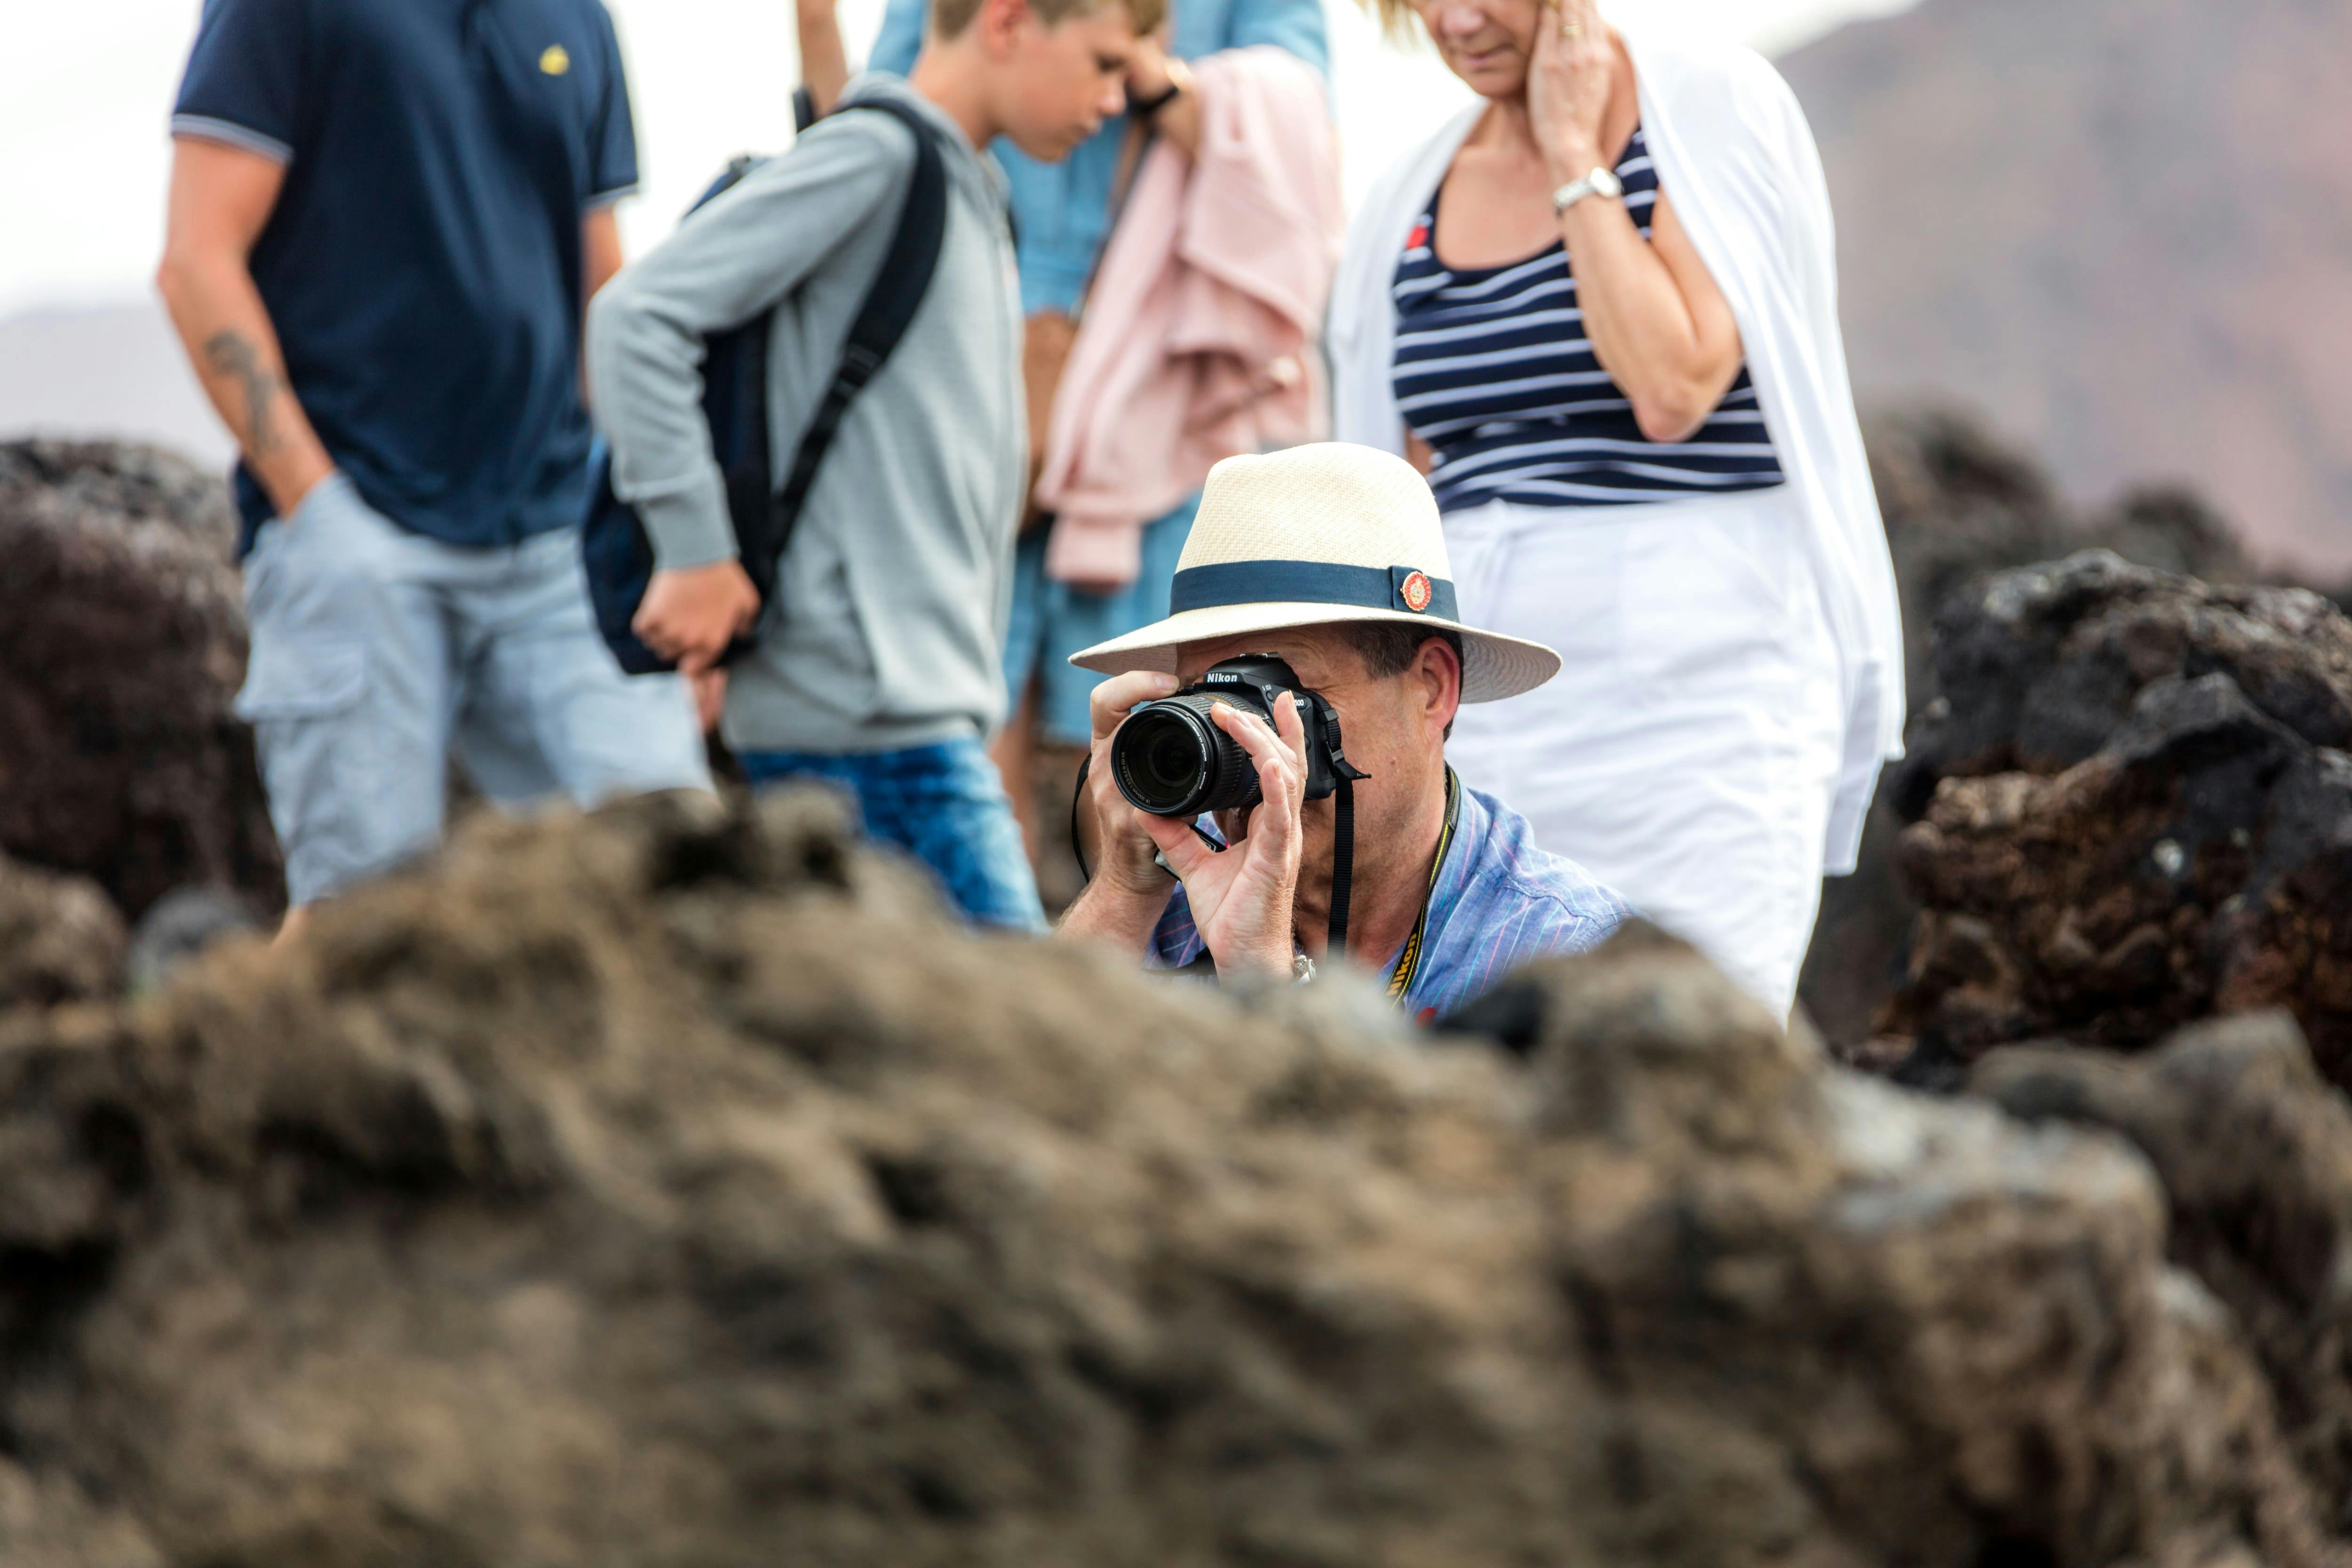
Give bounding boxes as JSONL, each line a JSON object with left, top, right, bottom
{"left": 158, "top": 0, "right": 710, "bottom": 927}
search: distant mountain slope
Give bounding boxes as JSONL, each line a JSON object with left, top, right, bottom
{"left": 0, "top": 302, "right": 233, "bottom": 472}
{"left": 1781, "top": 0, "right": 2352, "bottom": 575}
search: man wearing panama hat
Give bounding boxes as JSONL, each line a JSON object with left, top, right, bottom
{"left": 1059, "top": 442, "right": 1629, "bottom": 1020}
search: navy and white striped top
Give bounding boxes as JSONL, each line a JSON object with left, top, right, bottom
{"left": 1391, "top": 127, "right": 1785, "bottom": 514}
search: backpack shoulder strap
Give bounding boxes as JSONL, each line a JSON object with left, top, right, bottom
{"left": 763, "top": 97, "right": 952, "bottom": 548}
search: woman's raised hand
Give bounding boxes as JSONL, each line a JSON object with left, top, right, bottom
{"left": 1526, "top": 0, "right": 1613, "bottom": 182}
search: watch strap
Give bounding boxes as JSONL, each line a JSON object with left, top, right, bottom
{"left": 1551, "top": 166, "right": 1624, "bottom": 215}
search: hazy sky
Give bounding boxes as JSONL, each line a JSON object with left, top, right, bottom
{"left": 0, "top": 0, "right": 1917, "bottom": 317}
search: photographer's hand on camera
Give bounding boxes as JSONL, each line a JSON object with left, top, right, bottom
{"left": 1063, "top": 677, "right": 1317, "bottom": 982}
{"left": 1155, "top": 693, "right": 1309, "bottom": 979}
{"left": 1080, "top": 672, "right": 1182, "bottom": 901}
{"left": 1061, "top": 671, "right": 1309, "bottom": 980}
{"left": 1061, "top": 673, "right": 1182, "bottom": 953}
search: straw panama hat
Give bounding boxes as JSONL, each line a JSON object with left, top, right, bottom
{"left": 1067, "top": 443, "right": 1562, "bottom": 702}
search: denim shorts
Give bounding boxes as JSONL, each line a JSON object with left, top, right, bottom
{"left": 1003, "top": 495, "right": 1199, "bottom": 746}
{"left": 737, "top": 738, "right": 1045, "bottom": 932}
{"left": 236, "top": 474, "right": 712, "bottom": 904}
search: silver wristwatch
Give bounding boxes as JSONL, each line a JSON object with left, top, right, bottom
{"left": 1551, "top": 165, "right": 1624, "bottom": 215}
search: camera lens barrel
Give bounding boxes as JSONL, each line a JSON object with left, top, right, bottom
{"left": 1110, "top": 693, "right": 1264, "bottom": 818}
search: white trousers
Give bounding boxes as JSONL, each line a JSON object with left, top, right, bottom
{"left": 1445, "top": 490, "right": 1846, "bottom": 1016}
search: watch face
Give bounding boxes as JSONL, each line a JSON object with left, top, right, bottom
{"left": 1595, "top": 167, "right": 1625, "bottom": 199}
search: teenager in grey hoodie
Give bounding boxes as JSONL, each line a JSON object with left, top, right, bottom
{"left": 587, "top": 0, "right": 1156, "bottom": 928}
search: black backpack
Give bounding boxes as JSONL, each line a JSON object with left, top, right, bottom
{"left": 583, "top": 94, "right": 950, "bottom": 676}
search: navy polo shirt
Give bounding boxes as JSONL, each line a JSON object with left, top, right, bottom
{"left": 173, "top": 0, "right": 638, "bottom": 551}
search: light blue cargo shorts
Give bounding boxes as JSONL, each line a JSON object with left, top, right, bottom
{"left": 235, "top": 473, "right": 712, "bottom": 905}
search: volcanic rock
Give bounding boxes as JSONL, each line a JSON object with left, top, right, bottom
{"left": 0, "top": 788, "right": 2342, "bottom": 1565}
{"left": 1799, "top": 408, "right": 2072, "bottom": 1050}
{"left": 2089, "top": 486, "right": 2253, "bottom": 587}
{"left": 0, "top": 439, "right": 281, "bottom": 922}
{"left": 1866, "top": 406, "right": 2075, "bottom": 704}
{"left": 1880, "top": 551, "right": 2352, "bottom": 1084}
{"left": 122, "top": 886, "right": 262, "bottom": 998}
{"left": 1798, "top": 410, "right": 2253, "bottom": 1052}
{"left": 0, "top": 856, "right": 125, "bottom": 1011}
{"left": 1978, "top": 1012, "right": 2352, "bottom": 1532}
{"left": 0, "top": 1460, "right": 165, "bottom": 1568}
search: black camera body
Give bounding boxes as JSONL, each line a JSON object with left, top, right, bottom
{"left": 1110, "top": 655, "right": 1368, "bottom": 819}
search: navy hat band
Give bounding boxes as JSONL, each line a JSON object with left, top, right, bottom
{"left": 1169, "top": 560, "right": 1459, "bottom": 622}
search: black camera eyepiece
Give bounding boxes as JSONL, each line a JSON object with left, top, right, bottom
{"left": 1109, "top": 655, "right": 1365, "bottom": 820}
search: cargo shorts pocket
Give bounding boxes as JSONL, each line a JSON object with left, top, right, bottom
{"left": 235, "top": 637, "right": 366, "bottom": 723}
{"left": 236, "top": 637, "right": 373, "bottom": 903}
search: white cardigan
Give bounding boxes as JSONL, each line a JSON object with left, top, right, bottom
{"left": 1327, "top": 26, "right": 1905, "bottom": 875}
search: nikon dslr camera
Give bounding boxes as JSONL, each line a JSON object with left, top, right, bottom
{"left": 1110, "top": 655, "right": 1367, "bottom": 819}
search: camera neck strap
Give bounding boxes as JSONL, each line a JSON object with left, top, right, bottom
{"left": 1383, "top": 767, "right": 1462, "bottom": 1003}
{"left": 1333, "top": 763, "right": 1461, "bottom": 990}
{"left": 1326, "top": 776, "right": 1355, "bottom": 961}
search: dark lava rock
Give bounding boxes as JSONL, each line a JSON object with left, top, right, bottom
{"left": 0, "top": 789, "right": 2341, "bottom": 1566}
{"left": 1866, "top": 406, "right": 2077, "bottom": 706}
{"left": 0, "top": 856, "right": 125, "bottom": 1011}
{"left": 1979, "top": 1012, "right": 2352, "bottom": 1532}
{"left": 2087, "top": 486, "right": 2253, "bottom": 586}
{"left": 1880, "top": 552, "right": 2352, "bottom": 1083}
{"left": 1801, "top": 413, "right": 2267, "bottom": 1055}
{"left": 1802, "top": 408, "right": 2073, "bottom": 1051}
{"left": 0, "top": 440, "right": 281, "bottom": 921}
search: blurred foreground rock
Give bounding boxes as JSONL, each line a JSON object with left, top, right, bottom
{"left": 0, "top": 790, "right": 2346, "bottom": 1566}
{"left": 0, "top": 855, "right": 125, "bottom": 1011}
{"left": 0, "top": 439, "right": 281, "bottom": 922}
{"left": 1981, "top": 1013, "right": 2352, "bottom": 1533}
{"left": 1880, "top": 552, "right": 2352, "bottom": 1086}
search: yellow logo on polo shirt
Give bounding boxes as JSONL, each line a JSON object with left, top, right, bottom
{"left": 540, "top": 44, "right": 571, "bottom": 75}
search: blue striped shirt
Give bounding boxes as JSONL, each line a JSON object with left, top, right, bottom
{"left": 1390, "top": 126, "right": 1785, "bottom": 514}
{"left": 1147, "top": 775, "right": 1631, "bottom": 1022}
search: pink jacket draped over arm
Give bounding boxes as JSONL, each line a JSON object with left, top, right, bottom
{"left": 1034, "top": 47, "right": 1344, "bottom": 589}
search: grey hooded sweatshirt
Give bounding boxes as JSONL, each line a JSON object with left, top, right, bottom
{"left": 587, "top": 75, "right": 1025, "bottom": 754}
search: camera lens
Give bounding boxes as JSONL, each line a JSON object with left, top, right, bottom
{"left": 1119, "top": 708, "right": 1209, "bottom": 813}
{"left": 1111, "top": 694, "right": 1263, "bottom": 818}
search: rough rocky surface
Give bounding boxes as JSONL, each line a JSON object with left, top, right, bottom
{"left": 1798, "top": 410, "right": 2253, "bottom": 1051}
{"left": 0, "top": 439, "right": 281, "bottom": 922}
{"left": 1876, "top": 551, "right": 2352, "bottom": 1086}
{"left": 0, "top": 856, "right": 125, "bottom": 1012}
{"left": 1979, "top": 1012, "right": 2352, "bottom": 1534}
{"left": 0, "top": 789, "right": 2344, "bottom": 1566}
{"left": 122, "top": 887, "right": 262, "bottom": 999}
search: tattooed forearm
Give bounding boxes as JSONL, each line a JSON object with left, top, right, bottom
{"left": 202, "top": 330, "right": 289, "bottom": 457}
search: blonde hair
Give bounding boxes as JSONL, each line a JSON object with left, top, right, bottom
{"left": 1364, "top": 0, "right": 1553, "bottom": 44}
{"left": 932, "top": 0, "right": 1166, "bottom": 43}
{"left": 1359, "top": 0, "right": 1425, "bottom": 44}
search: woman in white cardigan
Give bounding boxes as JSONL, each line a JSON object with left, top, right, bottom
{"left": 1327, "top": 0, "right": 1902, "bottom": 1014}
